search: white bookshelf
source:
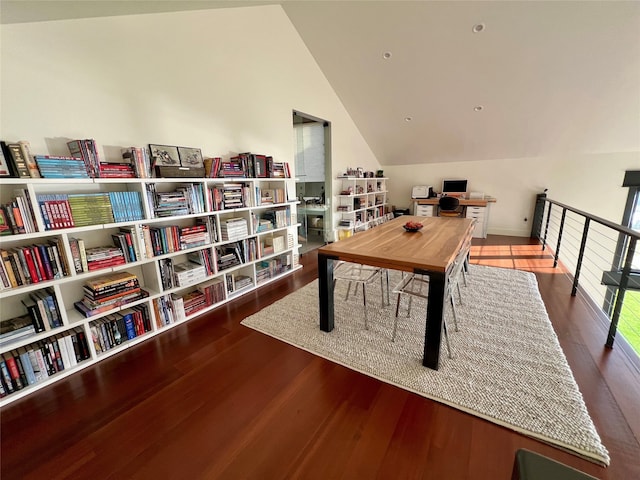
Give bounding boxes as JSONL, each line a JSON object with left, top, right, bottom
{"left": 0, "top": 175, "right": 301, "bottom": 406}
{"left": 335, "top": 176, "right": 389, "bottom": 237}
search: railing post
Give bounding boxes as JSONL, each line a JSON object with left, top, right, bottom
{"left": 553, "top": 208, "right": 567, "bottom": 268}
{"left": 571, "top": 218, "right": 590, "bottom": 297}
{"left": 542, "top": 202, "right": 553, "bottom": 251}
{"left": 606, "top": 237, "right": 637, "bottom": 348}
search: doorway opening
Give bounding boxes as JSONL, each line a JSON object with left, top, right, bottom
{"left": 293, "top": 110, "right": 332, "bottom": 255}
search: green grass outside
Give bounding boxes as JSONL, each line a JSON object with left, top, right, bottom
{"left": 619, "top": 290, "right": 640, "bottom": 356}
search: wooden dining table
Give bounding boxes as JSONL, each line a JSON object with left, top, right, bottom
{"left": 317, "top": 215, "right": 475, "bottom": 370}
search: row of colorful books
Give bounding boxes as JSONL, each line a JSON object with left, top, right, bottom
{"left": 0, "top": 240, "right": 69, "bottom": 289}
{"left": 90, "top": 304, "right": 152, "bottom": 355}
{"left": 0, "top": 328, "right": 91, "bottom": 398}
{"left": 35, "top": 191, "right": 144, "bottom": 230}
{"left": 2, "top": 140, "right": 292, "bottom": 180}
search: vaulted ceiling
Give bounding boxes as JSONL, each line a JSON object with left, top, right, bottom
{"left": 2, "top": 1, "right": 639, "bottom": 166}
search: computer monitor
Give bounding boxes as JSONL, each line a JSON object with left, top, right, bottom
{"left": 442, "top": 179, "right": 468, "bottom": 195}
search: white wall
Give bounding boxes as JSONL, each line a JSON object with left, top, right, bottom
{"left": 387, "top": 152, "right": 639, "bottom": 237}
{"left": 1, "top": 5, "right": 637, "bottom": 240}
{"left": 0, "top": 5, "right": 381, "bottom": 236}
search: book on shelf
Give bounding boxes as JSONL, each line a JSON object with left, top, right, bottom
{"left": 17, "top": 141, "right": 41, "bottom": 178}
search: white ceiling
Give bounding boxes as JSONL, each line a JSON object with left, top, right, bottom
{"left": 2, "top": 1, "right": 639, "bottom": 166}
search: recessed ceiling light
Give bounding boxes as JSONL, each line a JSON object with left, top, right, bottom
{"left": 383, "top": 52, "right": 392, "bottom": 59}
{"left": 474, "top": 106, "right": 483, "bottom": 112}
{"left": 404, "top": 116, "right": 413, "bottom": 122}
{"left": 472, "top": 23, "right": 485, "bottom": 33}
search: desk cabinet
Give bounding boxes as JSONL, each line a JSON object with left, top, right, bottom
{"left": 466, "top": 206, "right": 488, "bottom": 238}
{"left": 414, "top": 204, "right": 435, "bottom": 217}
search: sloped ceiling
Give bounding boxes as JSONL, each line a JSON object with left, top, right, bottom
{"left": 2, "top": 1, "right": 639, "bottom": 166}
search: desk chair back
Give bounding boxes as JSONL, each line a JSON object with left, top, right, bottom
{"left": 439, "top": 196, "right": 463, "bottom": 217}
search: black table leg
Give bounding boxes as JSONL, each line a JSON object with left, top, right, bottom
{"left": 318, "top": 254, "right": 335, "bottom": 332}
{"left": 423, "top": 270, "right": 446, "bottom": 369}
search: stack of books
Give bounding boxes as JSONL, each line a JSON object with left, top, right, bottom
{"left": 221, "top": 183, "right": 246, "bottom": 209}
{"left": 217, "top": 159, "right": 246, "bottom": 177}
{"left": 216, "top": 246, "right": 242, "bottom": 271}
{"left": 178, "top": 224, "right": 210, "bottom": 250}
{"left": 74, "top": 271, "right": 147, "bottom": 318}
{"left": 181, "top": 290, "right": 207, "bottom": 316}
{"left": 226, "top": 274, "right": 252, "bottom": 294}
{"left": 83, "top": 246, "right": 126, "bottom": 271}
{"left": 220, "top": 217, "right": 248, "bottom": 241}
{"left": 172, "top": 261, "right": 207, "bottom": 287}
{"left": 152, "top": 191, "right": 189, "bottom": 218}
{"left": 34, "top": 155, "right": 90, "bottom": 179}
{"left": 97, "top": 161, "right": 136, "bottom": 178}
{"left": 0, "top": 314, "right": 36, "bottom": 346}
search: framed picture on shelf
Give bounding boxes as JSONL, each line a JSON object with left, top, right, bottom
{"left": 178, "top": 146, "right": 204, "bottom": 168}
{"left": 149, "top": 144, "right": 180, "bottom": 166}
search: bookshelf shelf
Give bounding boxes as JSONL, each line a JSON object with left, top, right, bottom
{"left": 0, "top": 174, "right": 300, "bottom": 406}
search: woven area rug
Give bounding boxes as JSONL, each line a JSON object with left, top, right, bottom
{"left": 241, "top": 264, "right": 609, "bottom": 465}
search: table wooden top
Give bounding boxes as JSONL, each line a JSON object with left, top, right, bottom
{"left": 319, "top": 216, "right": 474, "bottom": 273}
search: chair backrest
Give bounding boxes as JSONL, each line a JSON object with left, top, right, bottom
{"left": 439, "top": 196, "right": 460, "bottom": 211}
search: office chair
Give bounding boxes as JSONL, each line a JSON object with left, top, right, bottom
{"left": 438, "top": 196, "right": 463, "bottom": 217}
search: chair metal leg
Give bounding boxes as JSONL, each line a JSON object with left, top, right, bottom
{"left": 393, "top": 293, "right": 402, "bottom": 341}
{"left": 450, "top": 294, "right": 459, "bottom": 332}
{"left": 362, "top": 283, "right": 369, "bottom": 330}
{"left": 443, "top": 321, "right": 453, "bottom": 359}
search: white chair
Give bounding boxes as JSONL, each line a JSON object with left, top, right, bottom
{"left": 333, "top": 262, "right": 389, "bottom": 330}
{"left": 391, "top": 241, "right": 471, "bottom": 358}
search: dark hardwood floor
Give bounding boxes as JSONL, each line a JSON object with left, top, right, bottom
{"left": 1, "top": 236, "right": 638, "bottom": 479}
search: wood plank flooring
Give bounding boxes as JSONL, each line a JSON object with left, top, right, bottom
{"left": 1, "top": 236, "right": 638, "bottom": 479}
